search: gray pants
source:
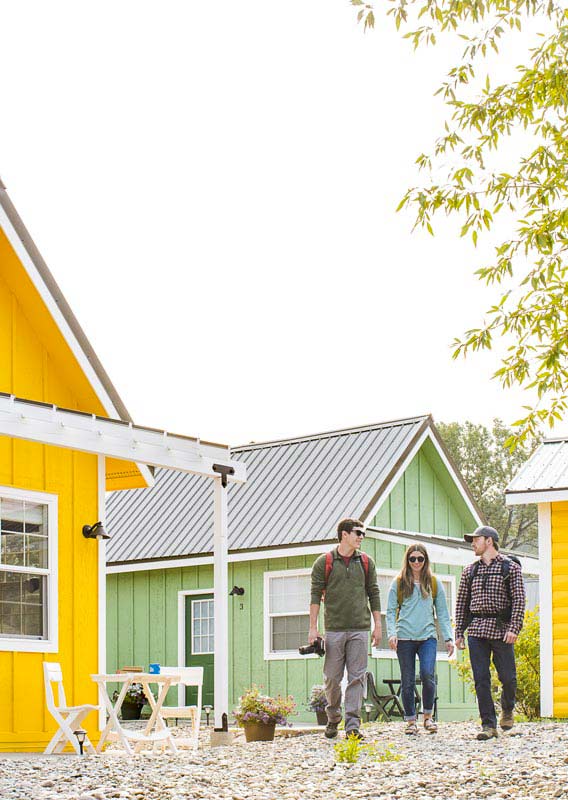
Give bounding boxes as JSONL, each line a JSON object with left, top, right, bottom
{"left": 324, "top": 630, "right": 368, "bottom": 733}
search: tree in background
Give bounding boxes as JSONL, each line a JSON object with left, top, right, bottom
{"left": 438, "top": 419, "right": 540, "bottom": 552}
{"left": 351, "top": 0, "right": 568, "bottom": 446}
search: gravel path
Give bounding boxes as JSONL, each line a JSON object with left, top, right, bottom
{"left": 2, "top": 722, "right": 568, "bottom": 800}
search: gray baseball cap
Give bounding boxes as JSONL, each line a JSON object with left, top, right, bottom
{"left": 464, "top": 525, "right": 499, "bottom": 543}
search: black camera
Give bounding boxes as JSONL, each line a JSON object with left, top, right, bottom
{"left": 298, "top": 636, "right": 325, "bottom": 657}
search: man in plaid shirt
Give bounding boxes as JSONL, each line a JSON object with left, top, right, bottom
{"left": 455, "top": 525, "right": 525, "bottom": 740}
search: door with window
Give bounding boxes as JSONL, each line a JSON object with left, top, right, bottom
{"left": 185, "top": 594, "right": 214, "bottom": 707}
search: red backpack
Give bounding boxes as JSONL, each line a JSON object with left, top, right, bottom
{"left": 322, "top": 550, "right": 370, "bottom": 600}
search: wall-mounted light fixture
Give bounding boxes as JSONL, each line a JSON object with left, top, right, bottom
{"left": 229, "top": 586, "right": 245, "bottom": 596}
{"left": 82, "top": 521, "right": 111, "bottom": 540}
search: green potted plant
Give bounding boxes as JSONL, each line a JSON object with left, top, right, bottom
{"left": 233, "top": 685, "right": 296, "bottom": 742}
{"left": 112, "top": 683, "right": 148, "bottom": 721}
{"left": 307, "top": 684, "right": 327, "bottom": 726}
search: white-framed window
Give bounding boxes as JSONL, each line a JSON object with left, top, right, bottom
{"left": 0, "top": 486, "right": 58, "bottom": 653}
{"left": 191, "top": 598, "right": 215, "bottom": 654}
{"left": 264, "top": 569, "right": 312, "bottom": 660}
{"left": 372, "top": 569, "right": 456, "bottom": 660}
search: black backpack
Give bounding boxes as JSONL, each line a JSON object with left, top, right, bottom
{"left": 463, "top": 555, "right": 522, "bottom": 631}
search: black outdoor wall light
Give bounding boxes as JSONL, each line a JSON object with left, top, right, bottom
{"left": 229, "top": 586, "right": 245, "bottom": 596}
{"left": 82, "top": 521, "right": 111, "bottom": 540}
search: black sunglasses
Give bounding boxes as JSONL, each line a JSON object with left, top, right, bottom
{"left": 352, "top": 531, "right": 365, "bottom": 538}
{"left": 408, "top": 555, "right": 425, "bottom": 563}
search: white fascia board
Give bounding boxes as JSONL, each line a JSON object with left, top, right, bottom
{"left": 506, "top": 488, "right": 568, "bottom": 506}
{"left": 366, "top": 428, "right": 483, "bottom": 527}
{"left": 0, "top": 395, "right": 246, "bottom": 483}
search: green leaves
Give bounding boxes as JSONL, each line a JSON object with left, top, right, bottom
{"left": 350, "top": 0, "right": 568, "bottom": 443}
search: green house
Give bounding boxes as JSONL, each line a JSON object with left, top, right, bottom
{"left": 105, "top": 415, "right": 539, "bottom": 721}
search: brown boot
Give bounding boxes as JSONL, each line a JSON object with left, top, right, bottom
{"left": 477, "top": 726, "right": 498, "bottom": 741}
{"left": 499, "top": 709, "right": 514, "bottom": 731}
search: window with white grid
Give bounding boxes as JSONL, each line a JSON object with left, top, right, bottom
{"left": 266, "top": 571, "right": 311, "bottom": 655}
{"left": 192, "top": 599, "right": 214, "bottom": 654}
{"left": 0, "top": 487, "right": 58, "bottom": 651}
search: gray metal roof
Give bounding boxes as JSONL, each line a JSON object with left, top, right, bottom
{"left": 106, "top": 415, "right": 432, "bottom": 563}
{"left": 506, "top": 438, "right": 568, "bottom": 495}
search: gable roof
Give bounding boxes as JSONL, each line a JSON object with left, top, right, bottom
{"left": 107, "top": 414, "right": 477, "bottom": 564}
{"left": 0, "top": 177, "right": 152, "bottom": 488}
{"left": 506, "top": 438, "right": 568, "bottom": 504}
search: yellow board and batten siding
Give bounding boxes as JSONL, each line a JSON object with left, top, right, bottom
{"left": 552, "top": 502, "right": 568, "bottom": 717}
{"left": 0, "top": 236, "right": 100, "bottom": 751}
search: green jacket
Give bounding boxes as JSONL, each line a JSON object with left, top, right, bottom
{"left": 311, "top": 548, "right": 381, "bottom": 632}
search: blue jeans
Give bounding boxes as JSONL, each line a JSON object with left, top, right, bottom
{"left": 468, "top": 636, "right": 516, "bottom": 728}
{"left": 396, "top": 638, "right": 437, "bottom": 721}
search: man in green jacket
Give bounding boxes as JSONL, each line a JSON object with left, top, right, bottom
{"left": 309, "top": 518, "right": 382, "bottom": 739}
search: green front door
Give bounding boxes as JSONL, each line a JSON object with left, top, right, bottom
{"left": 185, "top": 594, "right": 214, "bottom": 708}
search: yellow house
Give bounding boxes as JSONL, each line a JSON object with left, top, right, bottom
{"left": 0, "top": 178, "right": 245, "bottom": 751}
{"left": 506, "top": 439, "right": 568, "bottom": 718}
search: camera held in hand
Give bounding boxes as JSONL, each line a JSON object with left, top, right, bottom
{"left": 298, "top": 636, "right": 325, "bottom": 657}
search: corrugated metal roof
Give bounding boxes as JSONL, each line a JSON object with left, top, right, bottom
{"left": 107, "top": 415, "right": 431, "bottom": 563}
{"left": 506, "top": 439, "right": 568, "bottom": 494}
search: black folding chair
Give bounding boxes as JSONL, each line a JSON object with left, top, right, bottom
{"left": 363, "top": 671, "right": 405, "bottom": 722}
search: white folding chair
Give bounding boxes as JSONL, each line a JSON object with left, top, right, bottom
{"left": 159, "top": 666, "right": 203, "bottom": 749}
{"left": 43, "top": 661, "right": 98, "bottom": 755}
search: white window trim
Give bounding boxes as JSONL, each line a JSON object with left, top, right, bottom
{"left": 0, "top": 485, "right": 58, "bottom": 653}
{"left": 264, "top": 568, "right": 316, "bottom": 661}
{"left": 371, "top": 569, "right": 456, "bottom": 662}
{"left": 191, "top": 598, "right": 215, "bottom": 655}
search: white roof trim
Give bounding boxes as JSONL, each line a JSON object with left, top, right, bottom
{"left": 506, "top": 488, "right": 568, "bottom": 506}
{"left": 0, "top": 394, "right": 246, "bottom": 483}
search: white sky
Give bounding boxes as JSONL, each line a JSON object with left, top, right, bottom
{"left": 0, "top": 1, "right": 558, "bottom": 445}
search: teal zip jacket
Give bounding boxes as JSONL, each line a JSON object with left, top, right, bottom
{"left": 311, "top": 548, "right": 381, "bottom": 632}
{"left": 386, "top": 577, "right": 453, "bottom": 642}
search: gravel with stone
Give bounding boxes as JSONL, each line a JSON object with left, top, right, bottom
{"left": 2, "top": 721, "right": 568, "bottom": 800}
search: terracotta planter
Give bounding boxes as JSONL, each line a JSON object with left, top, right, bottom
{"left": 120, "top": 701, "right": 143, "bottom": 721}
{"left": 316, "top": 710, "right": 327, "bottom": 726}
{"left": 243, "top": 720, "right": 276, "bottom": 742}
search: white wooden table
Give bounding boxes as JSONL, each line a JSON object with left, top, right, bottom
{"left": 91, "top": 672, "right": 181, "bottom": 755}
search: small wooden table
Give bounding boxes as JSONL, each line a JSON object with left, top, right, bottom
{"left": 92, "top": 672, "right": 181, "bottom": 754}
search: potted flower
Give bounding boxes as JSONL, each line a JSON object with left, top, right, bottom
{"left": 112, "top": 683, "right": 148, "bottom": 721}
{"left": 307, "top": 684, "right": 327, "bottom": 726}
{"left": 233, "top": 685, "right": 296, "bottom": 742}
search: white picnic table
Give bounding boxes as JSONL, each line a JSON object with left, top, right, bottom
{"left": 91, "top": 672, "right": 181, "bottom": 755}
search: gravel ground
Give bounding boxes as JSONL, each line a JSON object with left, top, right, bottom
{"left": 2, "top": 721, "right": 568, "bottom": 800}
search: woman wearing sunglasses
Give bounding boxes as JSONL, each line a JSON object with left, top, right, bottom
{"left": 386, "top": 543, "right": 454, "bottom": 735}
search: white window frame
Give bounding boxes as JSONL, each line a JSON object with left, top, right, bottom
{"left": 191, "top": 597, "right": 215, "bottom": 655}
{"left": 264, "top": 568, "right": 316, "bottom": 661}
{"left": 0, "top": 485, "right": 58, "bottom": 653}
{"left": 371, "top": 569, "right": 456, "bottom": 661}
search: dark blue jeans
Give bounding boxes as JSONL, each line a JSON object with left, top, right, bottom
{"left": 468, "top": 636, "right": 517, "bottom": 728}
{"left": 396, "top": 638, "right": 437, "bottom": 721}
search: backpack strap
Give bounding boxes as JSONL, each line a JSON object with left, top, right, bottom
{"left": 431, "top": 575, "right": 438, "bottom": 600}
{"left": 324, "top": 551, "right": 334, "bottom": 584}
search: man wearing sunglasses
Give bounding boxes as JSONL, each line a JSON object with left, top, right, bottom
{"left": 309, "top": 518, "right": 381, "bottom": 740}
{"left": 455, "top": 526, "right": 526, "bottom": 740}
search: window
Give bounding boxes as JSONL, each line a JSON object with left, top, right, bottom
{"left": 373, "top": 569, "right": 455, "bottom": 658}
{"left": 191, "top": 598, "right": 214, "bottom": 654}
{"left": 264, "top": 570, "right": 311, "bottom": 658}
{"left": 0, "top": 487, "right": 58, "bottom": 652}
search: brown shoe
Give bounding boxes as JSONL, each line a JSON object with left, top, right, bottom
{"left": 477, "top": 726, "right": 498, "bottom": 741}
{"left": 499, "top": 710, "right": 514, "bottom": 731}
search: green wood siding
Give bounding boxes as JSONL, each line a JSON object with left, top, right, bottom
{"left": 106, "top": 439, "right": 478, "bottom": 722}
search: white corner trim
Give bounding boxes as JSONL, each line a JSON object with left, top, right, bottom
{"left": 0, "top": 485, "right": 58, "bottom": 653}
{"left": 97, "top": 456, "right": 107, "bottom": 731}
{"left": 538, "top": 503, "right": 553, "bottom": 717}
{"left": 177, "top": 588, "right": 214, "bottom": 707}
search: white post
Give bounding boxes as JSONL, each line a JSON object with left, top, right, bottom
{"left": 538, "top": 503, "right": 553, "bottom": 717}
{"left": 97, "top": 455, "right": 107, "bottom": 731}
{"left": 213, "top": 476, "right": 229, "bottom": 728}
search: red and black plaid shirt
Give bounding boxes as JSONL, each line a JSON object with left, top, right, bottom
{"left": 455, "top": 554, "right": 526, "bottom": 640}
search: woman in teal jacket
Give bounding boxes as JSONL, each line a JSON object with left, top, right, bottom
{"left": 386, "top": 543, "right": 454, "bottom": 735}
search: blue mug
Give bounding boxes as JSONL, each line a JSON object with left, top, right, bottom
{"left": 149, "top": 663, "right": 160, "bottom": 674}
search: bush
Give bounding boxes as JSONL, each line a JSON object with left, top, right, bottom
{"left": 454, "top": 606, "right": 540, "bottom": 719}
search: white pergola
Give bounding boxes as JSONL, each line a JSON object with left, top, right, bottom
{"left": 0, "top": 393, "right": 246, "bottom": 729}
